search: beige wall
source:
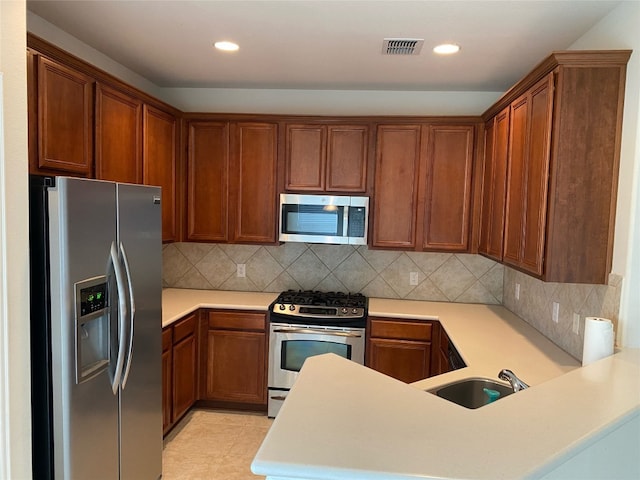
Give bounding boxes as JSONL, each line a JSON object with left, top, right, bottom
{"left": 0, "top": 1, "right": 32, "bottom": 477}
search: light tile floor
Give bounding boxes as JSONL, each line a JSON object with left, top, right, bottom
{"left": 162, "top": 409, "right": 273, "bottom": 480}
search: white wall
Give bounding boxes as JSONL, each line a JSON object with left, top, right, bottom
{"left": 0, "top": 1, "right": 32, "bottom": 478}
{"left": 27, "top": 11, "right": 501, "bottom": 116}
{"left": 162, "top": 87, "right": 501, "bottom": 115}
{"left": 27, "top": 11, "right": 166, "bottom": 101}
{"left": 570, "top": 0, "right": 640, "bottom": 347}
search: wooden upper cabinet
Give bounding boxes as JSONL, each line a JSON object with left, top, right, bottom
{"left": 36, "top": 56, "right": 94, "bottom": 175}
{"left": 520, "top": 76, "right": 553, "bottom": 275}
{"left": 503, "top": 74, "right": 553, "bottom": 275}
{"left": 421, "top": 125, "right": 475, "bottom": 251}
{"left": 230, "top": 122, "right": 278, "bottom": 243}
{"left": 326, "top": 125, "right": 368, "bottom": 192}
{"left": 95, "top": 83, "right": 143, "bottom": 183}
{"left": 543, "top": 57, "right": 627, "bottom": 283}
{"left": 285, "top": 123, "right": 368, "bottom": 193}
{"left": 479, "top": 107, "right": 510, "bottom": 260}
{"left": 373, "top": 123, "right": 477, "bottom": 252}
{"left": 490, "top": 50, "right": 630, "bottom": 283}
{"left": 372, "top": 125, "right": 421, "bottom": 248}
{"left": 285, "top": 124, "right": 326, "bottom": 191}
{"left": 187, "top": 122, "right": 230, "bottom": 241}
{"left": 503, "top": 93, "right": 530, "bottom": 268}
{"left": 143, "top": 105, "right": 177, "bottom": 242}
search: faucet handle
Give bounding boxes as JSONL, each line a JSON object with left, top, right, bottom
{"left": 498, "top": 369, "right": 529, "bottom": 392}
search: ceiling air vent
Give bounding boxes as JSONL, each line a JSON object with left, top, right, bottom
{"left": 382, "top": 38, "right": 424, "bottom": 55}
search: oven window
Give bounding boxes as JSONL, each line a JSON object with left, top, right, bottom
{"left": 281, "top": 340, "right": 351, "bottom": 372}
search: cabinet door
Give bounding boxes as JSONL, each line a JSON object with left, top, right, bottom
{"left": 95, "top": 84, "right": 142, "bottom": 183}
{"left": 143, "top": 105, "right": 177, "bottom": 242}
{"left": 421, "top": 125, "right": 474, "bottom": 251}
{"left": 326, "top": 125, "right": 368, "bottom": 192}
{"left": 285, "top": 124, "right": 326, "bottom": 191}
{"left": 503, "top": 75, "right": 553, "bottom": 275}
{"left": 479, "top": 108, "right": 510, "bottom": 260}
{"left": 367, "top": 338, "right": 431, "bottom": 383}
{"left": 27, "top": 49, "right": 38, "bottom": 175}
{"left": 372, "top": 125, "right": 421, "bottom": 248}
{"left": 205, "top": 329, "right": 266, "bottom": 404}
{"left": 520, "top": 75, "right": 553, "bottom": 275}
{"left": 172, "top": 333, "right": 197, "bottom": 422}
{"left": 230, "top": 122, "right": 278, "bottom": 243}
{"left": 187, "top": 122, "right": 230, "bottom": 241}
{"left": 503, "top": 94, "right": 529, "bottom": 266}
{"left": 37, "top": 56, "right": 94, "bottom": 175}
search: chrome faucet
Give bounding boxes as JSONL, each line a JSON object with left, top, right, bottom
{"left": 498, "top": 369, "right": 529, "bottom": 392}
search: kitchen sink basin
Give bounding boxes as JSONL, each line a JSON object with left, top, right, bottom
{"left": 428, "top": 378, "right": 514, "bottom": 409}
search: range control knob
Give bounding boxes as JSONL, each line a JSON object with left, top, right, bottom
{"left": 279, "top": 304, "right": 286, "bottom": 311}
{"left": 341, "top": 307, "right": 348, "bottom": 314}
{"left": 289, "top": 304, "right": 295, "bottom": 311}
{"left": 352, "top": 308, "right": 358, "bottom": 314}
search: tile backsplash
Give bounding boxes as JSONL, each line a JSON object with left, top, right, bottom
{"left": 163, "top": 242, "right": 504, "bottom": 304}
{"left": 163, "top": 242, "right": 624, "bottom": 360}
{"left": 503, "top": 267, "right": 622, "bottom": 361}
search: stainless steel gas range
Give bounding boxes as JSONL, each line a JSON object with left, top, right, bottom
{"left": 267, "top": 290, "right": 367, "bottom": 417}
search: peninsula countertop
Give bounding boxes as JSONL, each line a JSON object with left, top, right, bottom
{"left": 161, "top": 289, "right": 640, "bottom": 478}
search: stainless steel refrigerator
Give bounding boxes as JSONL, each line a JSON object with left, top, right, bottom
{"left": 29, "top": 176, "right": 163, "bottom": 479}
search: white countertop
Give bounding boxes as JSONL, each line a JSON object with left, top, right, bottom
{"left": 252, "top": 350, "right": 640, "bottom": 480}
{"left": 161, "top": 289, "right": 640, "bottom": 479}
{"left": 162, "top": 288, "right": 277, "bottom": 327}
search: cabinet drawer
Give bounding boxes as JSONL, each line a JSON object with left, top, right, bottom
{"left": 208, "top": 310, "right": 266, "bottom": 332}
{"left": 162, "top": 327, "right": 172, "bottom": 352}
{"left": 173, "top": 313, "right": 197, "bottom": 343}
{"left": 369, "top": 318, "right": 432, "bottom": 341}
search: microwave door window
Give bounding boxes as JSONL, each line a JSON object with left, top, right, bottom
{"left": 284, "top": 205, "right": 344, "bottom": 236}
{"left": 281, "top": 340, "right": 351, "bottom": 372}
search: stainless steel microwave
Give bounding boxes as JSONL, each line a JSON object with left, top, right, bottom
{"left": 279, "top": 194, "right": 369, "bottom": 245}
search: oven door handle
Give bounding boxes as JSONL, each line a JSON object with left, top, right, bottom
{"left": 273, "top": 327, "right": 362, "bottom": 338}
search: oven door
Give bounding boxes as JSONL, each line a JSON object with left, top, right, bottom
{"left": 268, "top": 323, "right": 365, "bottom": 389}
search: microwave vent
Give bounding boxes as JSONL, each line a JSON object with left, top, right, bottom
{"left": 382, "top": 38, "right": 424, "bottom": 55}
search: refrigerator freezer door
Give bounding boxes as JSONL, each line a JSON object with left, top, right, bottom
{"left": 116, "top": 183, "right": 163, "bottom": 480}
{"left": 48, "top": 177, "right": 120, "bottom": 480}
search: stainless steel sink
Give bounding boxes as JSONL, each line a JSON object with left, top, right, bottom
{"left": 428, "top": 378, "right": 514, "bottom": 409}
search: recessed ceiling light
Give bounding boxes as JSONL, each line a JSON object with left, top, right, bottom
{"left": 214, "top": 41, "right": 239, "bottom": 52}
{"left": 433, "top": 43, "right": 460, "bottom": 55}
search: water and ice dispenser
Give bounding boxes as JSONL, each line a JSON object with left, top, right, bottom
{"left": 74, "top": 277, "right": 110, "bottom": 384}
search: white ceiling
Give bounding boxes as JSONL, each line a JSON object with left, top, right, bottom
{"left": 27, "top": 0, "right": 623, "bottom": 92}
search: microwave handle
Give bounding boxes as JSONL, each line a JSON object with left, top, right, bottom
{"left": 343, "top": 205, "right": 350, "bottom": 237}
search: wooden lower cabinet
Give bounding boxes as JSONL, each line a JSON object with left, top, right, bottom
{"left": 162, "top": 312, "right": 198, "bottom": 435}
{"left": 366, "top": 317, "right": 438, "bottom": 383}
{"left": 203, "top": 310, "right": 267, "bottom": 406}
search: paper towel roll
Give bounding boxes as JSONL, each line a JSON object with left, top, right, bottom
{"left": 582, "top": 317, "right": 614, "bottom": 366}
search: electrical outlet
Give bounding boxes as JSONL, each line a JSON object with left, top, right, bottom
{"left": 236, "top": 263, "right": 246, "bottom": 278}
{"left": 573, "top": 313, "right": 580, "bottom": 334}
{"left": 409, "top": 272, "right": 419, "bottom": 286}
{"left": 515, "top": 283, "right": 521, "bottom": 301}
{"left": 552, "top": 302, "right": 560, "bottom": 323}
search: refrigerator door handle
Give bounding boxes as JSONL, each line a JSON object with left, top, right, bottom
{"left": 109, "top": 241, "right": 128, "bottom": 394}
{"left": 119, "top": 242, "right": 136, "bottom": 389}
